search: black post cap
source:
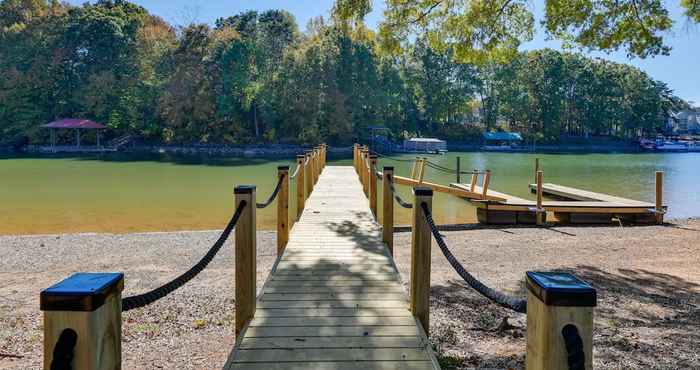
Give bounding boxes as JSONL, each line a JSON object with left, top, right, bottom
{"left": 414, "top": 187, "right": 433, "bottom": 196}
{"left": 278, "top": 165, "right": 289, "bottom": 171}
{"left": 41, "top": 273, "right": 124, "bottom": 312}
{"left": 383, "top": 166, "right": 394, "bottom": 171}
{"left": 234, "top": 185, "right": 256, "bottom": 194}
{"left": 526, "top": 271, "right": 597, "bottom": 307}
{"left": 369, "top": 155, "right": 378, "bottom": 159}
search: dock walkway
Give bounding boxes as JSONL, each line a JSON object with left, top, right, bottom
{"left": 224, "top": 166, "right": 440, "bottom": 370}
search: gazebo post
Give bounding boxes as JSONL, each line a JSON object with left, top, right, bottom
{"left": 97, "top": 130, "right": 101, "bottom": 148}
{"left": 76, "top": 129, "right": 81, "bottom": 148}
{"left": 50, "top": 129, "right": 56, "bottom": 153}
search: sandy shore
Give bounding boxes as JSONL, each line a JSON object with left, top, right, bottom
{"left": 1, "top": 220, "right": 699, "bottom": 369}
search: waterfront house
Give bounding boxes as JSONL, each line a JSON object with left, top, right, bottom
{"left": 403, "top": 137, "right": 447, "bottom": 153}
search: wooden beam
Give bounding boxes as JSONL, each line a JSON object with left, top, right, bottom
{"left": 235, "top": 185, "right": 256, "bottom": 337}
{"left": 277, "top": 166, "right": 289, "bottom": 256}
{"left": 304, "top": 151, "right": 313, "bottom": 198}
{"left": 417, "top": 158, "right": 426, "bottom": 183}
{"left": 470, "top": 169, "right": 478, "bottom": 192}
{"left": 481, "top": 170, "right": 491, "bottom": 198}
{"left": 392, "top": 175, "right": 507, "bottom": 201}
{"left": 382, "top": 167, "right": 394, "bottom": 255}
{"left": 410, "top": 187, "right": 432, "bottom": 336}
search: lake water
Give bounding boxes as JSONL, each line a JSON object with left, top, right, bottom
{"left": 1, "top": 152, "right": 698, "bottom": 235}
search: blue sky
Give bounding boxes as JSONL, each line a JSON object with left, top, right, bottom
{"left": 69, "top": 0, "right": 699, "bottom": 104}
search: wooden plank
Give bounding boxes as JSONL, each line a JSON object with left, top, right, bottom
{"left": 238, "top": 336, "right": 423, "bottom": 349}
{"left": 264, "top": 286, "right": 405, "bottom": 294}
{"left": 243, "top": 325, "right": 422, "bottom": 337}
{"left": 394, "top": 175, "right": 506, "bottom": 201}
{"left": 528, "top": 182, "right": 653, "bottom": 206}
{"left": 257, "top": 300, "right": 410, "bottom": 309}
{"left": 232, "top": 348, "right": 430, "bottom": 362}
{"left": 249, "top": 316, "right": 418, "bottom": 327}
{"left": 225, "top": 361, "right": 435, "bottom": 370}
{"left": 254, "top": 308, "right": 413, "bottom": 318}
{"left": 261, "top": 293, "right": 408, "bottom": 301}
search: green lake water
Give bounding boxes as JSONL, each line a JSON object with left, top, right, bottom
{"left": 1, "top": 152, "right": 698, "bottom": 235}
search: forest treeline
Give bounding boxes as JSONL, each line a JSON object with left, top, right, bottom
{"left": 0, "top": 0, "right": 688, "bottom": 146}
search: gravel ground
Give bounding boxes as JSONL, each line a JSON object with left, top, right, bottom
{"left": 2, "top": 220, "right": 699, "bottom": 369}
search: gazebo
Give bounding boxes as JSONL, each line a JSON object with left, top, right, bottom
{"left": 42, "top": 119, "right": 107, "bottom": 152}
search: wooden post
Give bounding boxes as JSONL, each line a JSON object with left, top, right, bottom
{"left": 311, "top": 149, "right": 318, "bottom": 185}
{"left": 534, "top": 158, "right": 540, "bottom": 184}
{"left": 656, "top": 171, "right": 663, "bottom": 224}
{"left": 536, "top": 170, "right": 544, "bottom": 225}
{"left": 353, "top": 144, "right": 358, "bottom": 173}
{"left": 410, "top": 158, "right": 418, "bottom": 179}
{"left": 470, "top": 169, "right": 478, "bottom": 192}
{"left": 304, "top": 151, "right": 313, "bottom": 197}
{"left": 277, "top": 166, "right": 289, "bottom": 256}
{"left": 456, "top": 157, "right": 461, "bottom": 183}
{"left": 382, "top": 166, "right": 394, "bottom": 254}
{"left": 362, "top": 149, "right": 369, "bottom": 196}
{"left": 296, "top": 155, "right": 305, "bottom": 219}
{"left": 417, "top": 158, "right": 427, "bottom": 183}
{"left": 235, "top": 185, "right": 256, "bottom": 337}
{"left": 481, "top": 170, "right": 491, "bottom": 197}
{"left": 369, "top": 155, "right": 378, "bottom": 219}
{"left": 525, "top": 271, "right": 596, "bottom": 370}
{"left": 41, "top": 272, "right": 123, "bottom": 370}
{"left": 315, "top": 147, "right": 321, "bottom": 182}
{"left": 411, "top": 187, "right": 433, "bottom": 336}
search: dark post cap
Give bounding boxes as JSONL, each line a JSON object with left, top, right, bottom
{"left": 296, "top": 154, "right": 305, "bottom": 158}
{"left": 383, "top": 166, "right": 394, "bottom": 171}
{"left": 234, "top": 185, "right": 256, "bottom": 194}
{"left": 526, "top": 271, "right": 597, "bottom": 307}
{"left": 369, "top": 155, "right": 378, "bottom": 159}
{"left": 414, "top": 187, "right": 433, "bottom": 196}
{"left": 41, "top": 273, "right": 124, "bottom": 312}
{"left": 278, "top": 165, "right": 289, "bottom": 171}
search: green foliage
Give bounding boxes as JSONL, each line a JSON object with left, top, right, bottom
{"left": 0, "top": 0, "right": 688, "bottom": 147}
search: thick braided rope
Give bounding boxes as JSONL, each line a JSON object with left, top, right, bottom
{"left": 562, "top": 324, "right": 586, "bottom": 370}
{"left": 50, "top": 329, "right": 77, "bottom": 370}
{"left": 387, "top": 174, "right": 413, "bottom": 209}
{"left": 121, "top": 201, "right": 246, "bottom": 311}
{"left": 368, "top": 149, "right": 415, "bottom": 162}
{"left": 256, "top": 173, "right": 285, "bottom": 209}
{"left": 420, "top": 202, "right": 527, "bottom": 313}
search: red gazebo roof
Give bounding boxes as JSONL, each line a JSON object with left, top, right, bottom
{"left": 42, "top": 119, "right": 106, "bottom": 129}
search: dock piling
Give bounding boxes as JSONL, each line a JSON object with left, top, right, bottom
{"left": 656, "top": 171, "right": 664, "bottom": 224}
{"left": 536, "top": 170, "right": 544, "bottom": 225}
{"left": 277, "top": 166, "right": 289, "bottom": 255}
{"left": 411, "top": 187, "right": 433, "bottom": 336}
{"left": 369, "top": 155, "right": 378, "bottom": 218}
{"left": 296, "top": 155, "right": 305, "bottom": 219}
{"left": 234, "top": 185, "right": 256, "bottom": 336}
{"left": 382, "top": 166, "right": 394, "bottom": 254}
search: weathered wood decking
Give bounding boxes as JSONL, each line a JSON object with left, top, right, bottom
{"left": 224, "top": 166, "right": 440, "bottom": 370}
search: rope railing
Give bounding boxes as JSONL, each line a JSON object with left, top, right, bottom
{"left": 387, "top": 174, "right": 413, "bottom": 209}
{"left": 424, "top": 160, "right": 488, "bottom": 176}
{"left": 368, "top": 149, "right": 415, "bottom": 162}
{"left": 256, "top": 173, "right": 286, "bottom": 209}
{"left": 375, "top": 170, "right": 383, "bottom": 180}
{"left": 419, "top": 201, "right": 527, "bottom": 313}
{"left": 121, "top": 200, "right": 247, "bottom": 311}
{"left": 562, "top": 324, "right": 586, "bottom": 370}
{"left": 50, "top": 328, "right": 77, "bottom": 370}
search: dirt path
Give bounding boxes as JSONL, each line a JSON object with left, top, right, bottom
{"left": 1, "top": 220, "right": 699, "bottom": 369}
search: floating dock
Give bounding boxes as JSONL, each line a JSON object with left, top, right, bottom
{"left": 451, "top": 182, "right": 661, "bottom": 225}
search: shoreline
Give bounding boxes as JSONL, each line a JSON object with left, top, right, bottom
{"left": 2, "top": 220, "right": 699, "bottom": 369}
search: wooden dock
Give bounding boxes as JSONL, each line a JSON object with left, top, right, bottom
{"left": 451, "top": 182, "right": 659, "bottom": 224}
{"left": 224, "top": 166, "right": 440, "bottom": 370}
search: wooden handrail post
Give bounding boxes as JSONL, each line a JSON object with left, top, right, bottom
{"left": 481, "top": 170, "right": 491, "bottom": 197}
{"left": 409, "top": 158, "right": 418, "bottom": 179}
{"left": 456, "top": 157, "right": 461, "bottom": 183}
{"left": 411, "top": 187, "right": 433, "bottom": 336}
{"left": 369, "top": 155, "right": 378, "bottom": 219}
{"left": 656, "top": 171, "right": 664, "bottom": 224}
{"left": 322, "top": 144, "right": 327, "bottom": 168}
{"left": 296, "top": 155, "right": 305, "bottom": 219}
{"left": 41, "top": 272, "right": 124, "bottom": 370}
{"left": 417, "top": 158, "right": 427, "bottom": 183}
{"left": 277, "top": 166, "right": 289, "bottom": 256}
{"left": 525, "top": 271, "right": 596, "bottom": 370}
{"left": 382, "top": 166, "right": 394, "bottom": 254}
{"left": 470, "top": 169, "right": 478, "bottom": 192}
{"left": 362, "top": 149, "right": 369, "bottom": 196}
{"left": 315, "top": 147, "right": 321, "bottom": 182}
{"left": 353, "top": 144, "right": 359, "bottom": 174}
{"left": 311, "top": 148, "right": 319, "bottom": 185}
{"left": 235, "top": 185, "right": 256, "bottom": 337}
{"left": 536, "top": 170, "right": 544, "bottom": 225}
{"left": 534, "top": 158, "right": 540, "bottom": 184}
{"left": 304, "top": 151, "right": 313, "bottom": 197}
